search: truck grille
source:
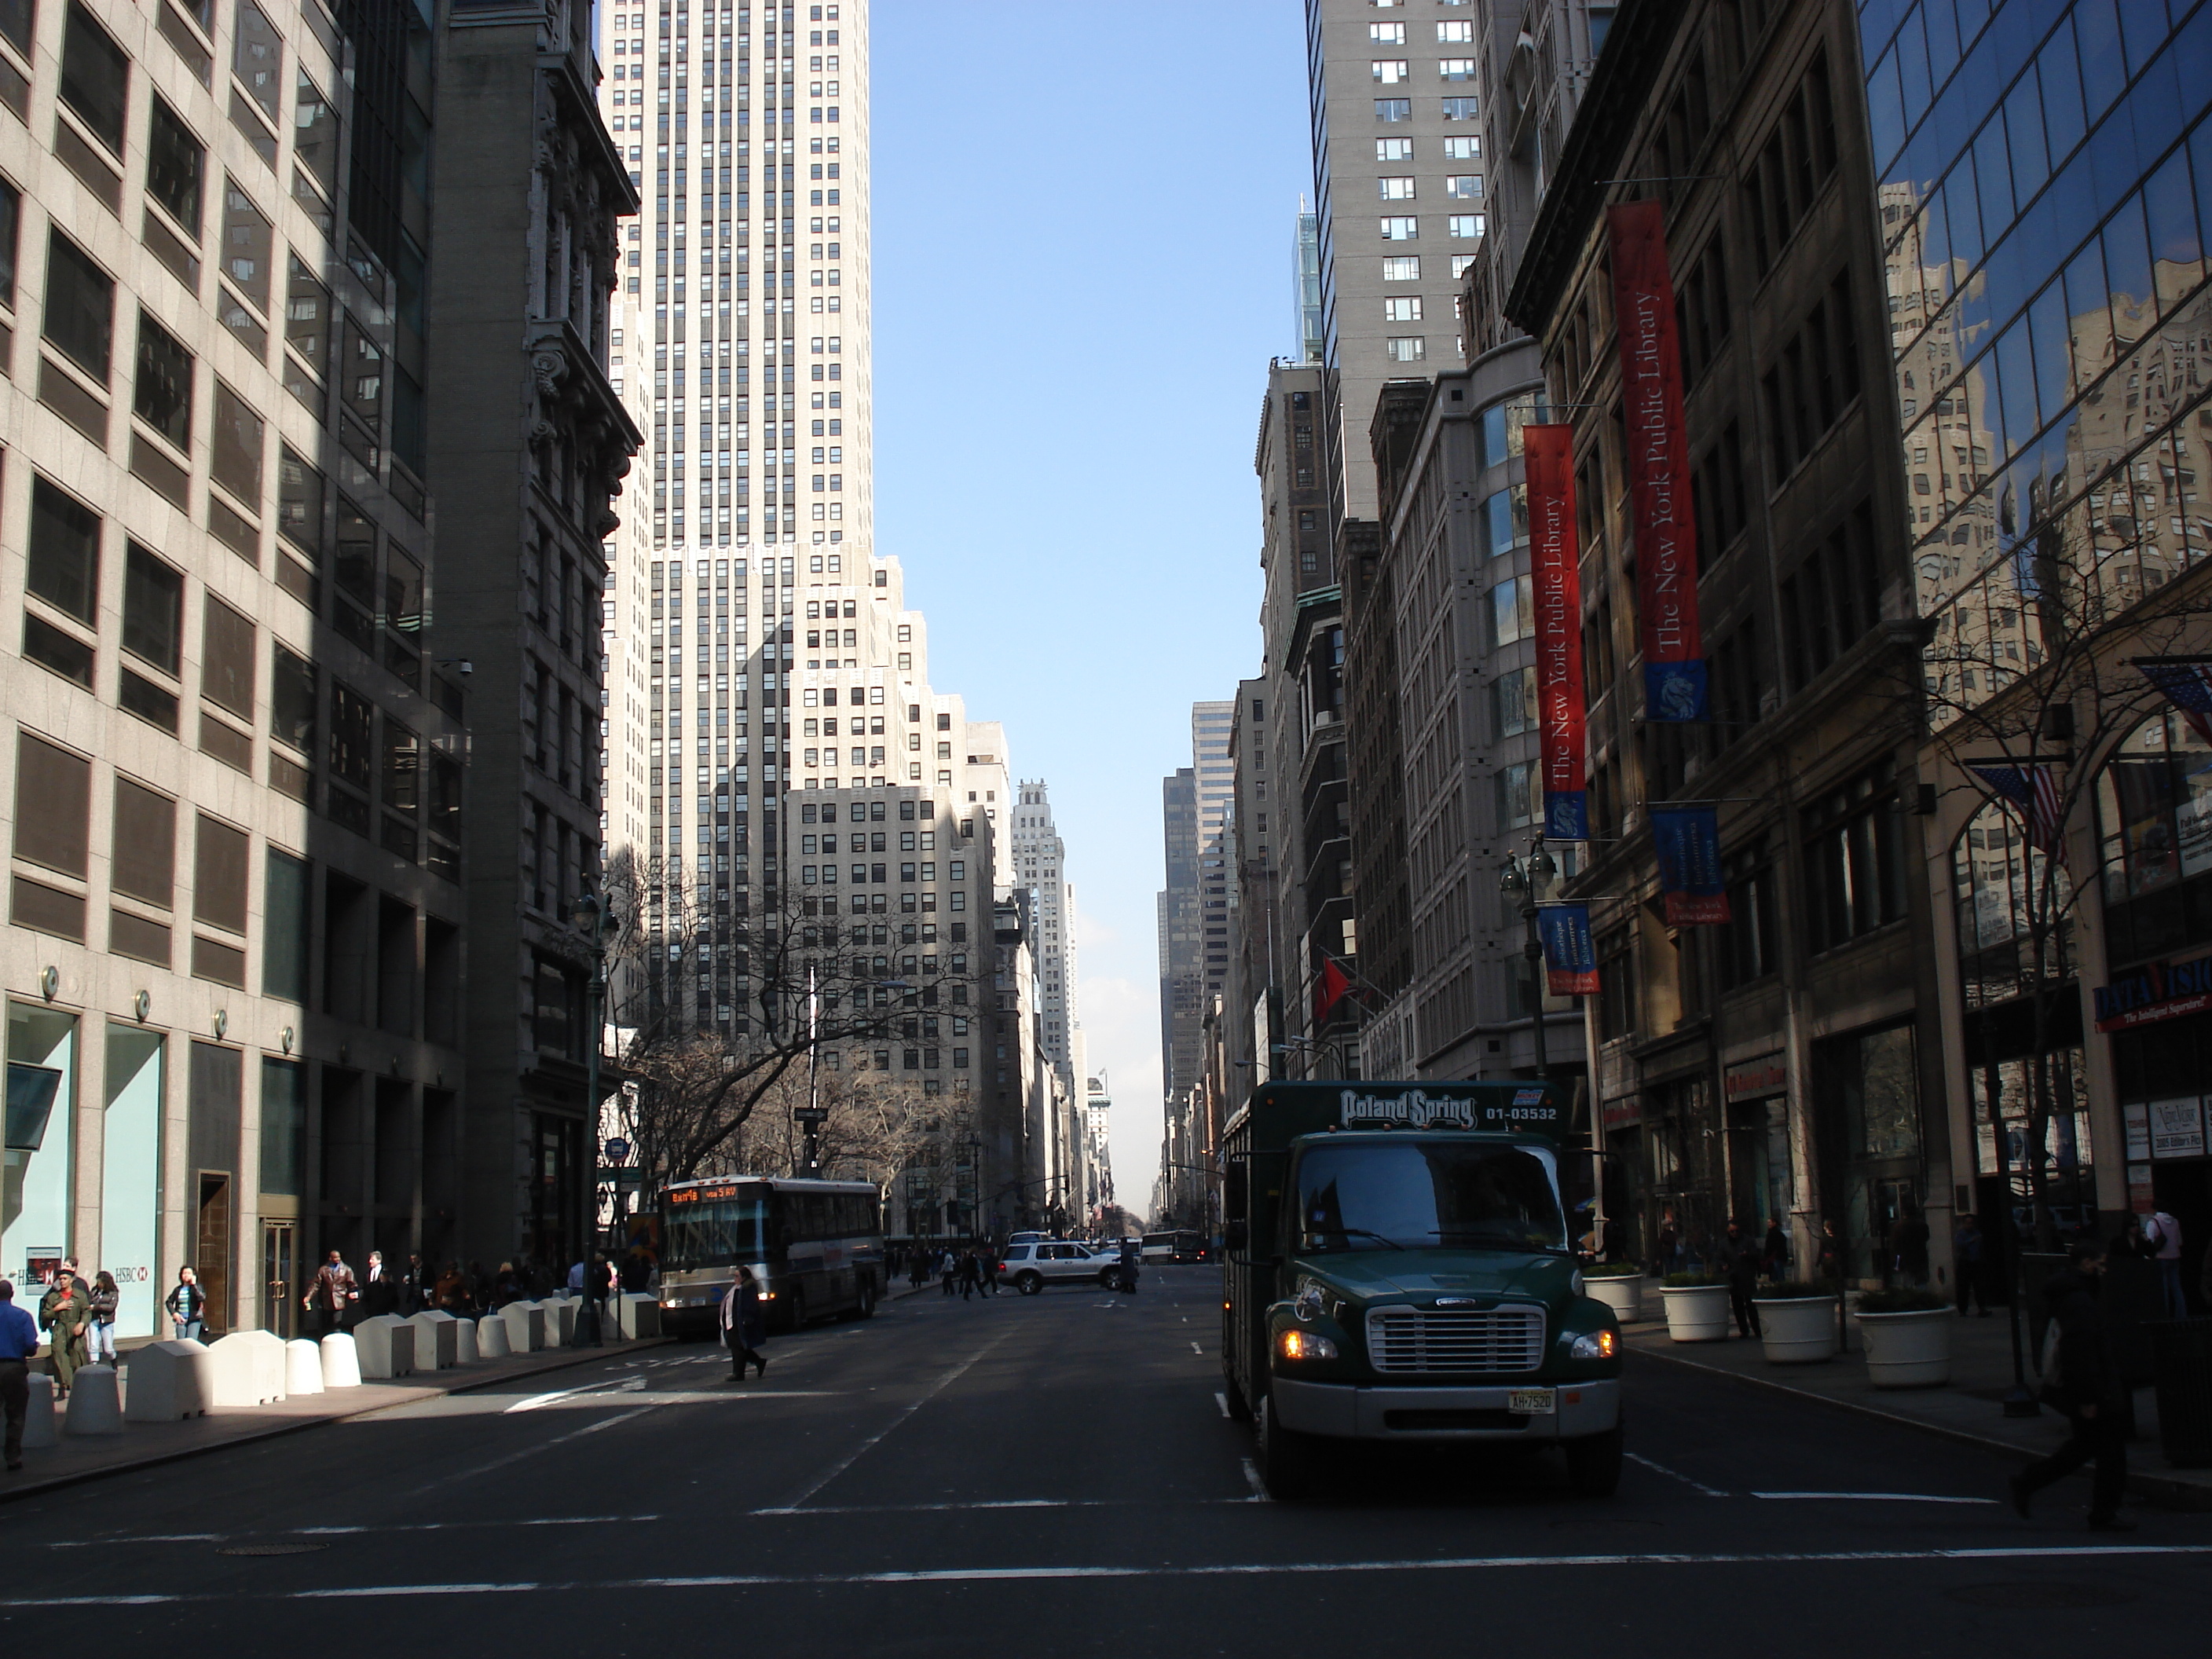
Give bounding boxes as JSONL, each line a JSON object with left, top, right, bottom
{"left": 1365, "top": 1305, "right": 1545, "bottom": 1374}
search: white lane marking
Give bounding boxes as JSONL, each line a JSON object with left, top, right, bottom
{"left": 753, "top": 1497, "right": 1254, "bottom": 1517}
{"left": 504, "top": 1375, "right": 646, "bottom": 1413}
{"left": 1240, "top": 1458, "right": 1269, "bottom": 1501}
{"left": 413, "top": 1404, "right": 660, "bottom": 1492}
{"left": 1182, "top": 1317, "right": 1190, "bottom": 1323}
{"left": 46, "top": 1534, "right": 222, "bottom": 1547}
{"left": 1752, "top": 1492, "right": 1998, "bottom": 1504}
{"left": 526, "top": 1390, "right": 842, "bottom": 1407}
{"left": 1214, "top": 1392, "right": 1231, "bottom": 1419}
{"left": 21, "top": 1544, "right": 2210, "bottom": 1604}
{"left": 1190, "top": 1342, "right": 1203, "bottom": 1356}
{"left": 776, "top": 1327, "right": 1013, "bottom": 1512}
{"left": 1624, "top": 1452, "right": 1727, "bottom": 1498}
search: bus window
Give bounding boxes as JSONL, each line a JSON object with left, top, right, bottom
{"left": 663, "top": 1192, "right": 768, "bottom": 1269}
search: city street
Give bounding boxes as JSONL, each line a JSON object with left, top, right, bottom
{"left": 2, "top": 1267, "right": 2208, "bottom": 1651}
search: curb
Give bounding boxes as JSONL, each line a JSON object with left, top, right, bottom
{"left": 1628, "top": 1340, "right": 2212, "bottom": 1512}
{"left": 0, "top": 1334, "right": 674, "bottom": 1507}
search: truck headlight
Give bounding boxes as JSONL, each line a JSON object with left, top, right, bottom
{"left": 1277, "top": 1328, "right": 1339, "bottom": 1362}
{"left": 1293, "top": 1284, "right": 1326, "bottom": 1323}
{"left": 1570, "top": 1330, "right": 1617, "bottom": 1360}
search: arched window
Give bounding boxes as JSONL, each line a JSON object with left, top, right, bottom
{"left": 2094, "top": 709, "right": 2212, "bottom": 965}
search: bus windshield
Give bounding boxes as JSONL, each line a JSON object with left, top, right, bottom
{"left": 1292, "top": 1141, "right": 1566, "bottom": 1254}
{"left": 662, "top": 1195, "right": 770, "bottom": 1271}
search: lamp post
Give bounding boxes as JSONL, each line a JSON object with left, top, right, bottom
{"left": 1497, "top": 837, "right": 1558, "bottom": 1085}
{"left": 572, "top": 892, "right": 618, "bottom": 1251}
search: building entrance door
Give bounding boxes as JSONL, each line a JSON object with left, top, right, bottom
{"left": 196, "top": 1173, "right": 232, "bottom": 1338}
{"left": 262, "top": 1219, "right": 297, "bottom": 1339}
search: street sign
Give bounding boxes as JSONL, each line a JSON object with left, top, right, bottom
{"left": 604, "top": 1137, "right": 631, "bottom": 1163}
{"left": 793, "top": 1108, "right": 827, "bottom": 1126}
{"left": 598, "top": 1166, "right": 642, "bottom": 1186}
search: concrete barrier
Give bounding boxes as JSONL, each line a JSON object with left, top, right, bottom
{"left": 617, "top": 1292, "right": 661, "bottom": 1339}
{"left": 284, "top": 1339, "right": 326, "bottom": 1395}
{"left": 500, "top": 1302, "right": 545, "bottom": 1353}
{"left": 453, "top": 1314, "right": 481, "bottom": 1364}
{"left": 125, "top": 1340, "right": 212, "bottom": 1421}
{"left": 543, "top": 1298, "right": 577, "bottom": 1347}
{"left": 207, "top": 1331, "right": 287, "bottom": 1406}
{"left": 22, "top": 1373, "right": 57, "bottom": 1448}
{"left": 478, "top": 1313, "right": 513, "bottom": 1358}
{"left": 62, "top": 1364, "right": 124, "bottom": 1434}
{"left": 354, "top": 1315, "right": 416, "bottom": 1380}
{"left": 319, "top": 1331, "right": 363, "bottom": 1388}
{"left": 408, "top": 1309, "right": 460, "bottom": 1368}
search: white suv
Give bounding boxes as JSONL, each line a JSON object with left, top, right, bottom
{"left": 998, "top": 1240, "right": 1130, "bottom": 1294}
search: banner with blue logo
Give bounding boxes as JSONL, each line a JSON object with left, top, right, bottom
{"left": 1538, "top": 903, "right": 1599, "bottom": 995}
{"left": 1650, "top": 805, "right": 1730, "bottom": 925}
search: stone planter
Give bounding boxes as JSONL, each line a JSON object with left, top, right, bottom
{"left": 1584, "top": 1273, "right": 1646, "bottom": 1324}
{"left": 1661, "top": 1284, "right": 1732, "bottom": 1342}
{"left": 1753, "top": 1295, "right": 1838, "bottom": 1364}
{"left": 1855, "top": 1306, "right": 1954, "bottom": 1387}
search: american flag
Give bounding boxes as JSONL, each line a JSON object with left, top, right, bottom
{"left": 1968, "top": 763, "right": 2067, "bottom": 864}
{"left": 2137, "top": 659, "right": 2212, "bottom": 746}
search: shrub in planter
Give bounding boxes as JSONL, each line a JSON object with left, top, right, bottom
{"left": 1854, "top": 1287, "right": 1954, "bottom": 1387}
{"left": 1659, "top": 1274, "right": 1730, "bottom": 1342}
{"left": 1584, "top": 1262, "right": 1643, "bottom": 1276}
{"left": 1752, "top": 1280, "right": 1840, "bottom": 1364}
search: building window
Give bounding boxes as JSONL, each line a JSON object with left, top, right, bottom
{"left": 1448, "top": 214, "right": 1485, "bottom": 239}
{"left": 1368, "top": 23, "right": 1405, "bottom": 46}
{"left": 1374, "top": 98, "right": 1410, "bottom": 121}
{"left": 1384, "top": 335, "right": 1425, "bottom": 362}
{"left": 1371, "top": 58, "right": 1408, "bottom": 82}
{"left": 1445, "top": 174, "right": 1482, "bottom": 199}
{"left": 1383, "top": 296, "right": 1423, "bottom": 323}
{"left": 42, "top": 229, "right": 114, "bottom": 381}
{"left": 1803, "top": 765, "right": 1906, "bottom": 954}
{"left": 1439, "top": 57, "right": 1476, "bottom": 80}
{"left": 1441, "top": 96, "right": 1478, "bottom": 119}
{"left": 1379, "top": 216, "right": 1418, "bottom": 241}
{"left": 1382, "top": 255, "right": 1420, "bottom": 281}
{"left": 1375, "top": 137, "right": 1412, "bottom": 163}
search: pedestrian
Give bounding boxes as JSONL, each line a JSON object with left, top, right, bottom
{"left": 1600, "top": 1214, "right": 1626, "bottom": 1265}
{"left": 436, "top": 1261, "right": 468, "bottom": 1314}
{"left": 2144, "top": 1210, "right": 2185, "bottom": 1317}
{"left": 566, "top": 1257, "right": 588, "bottom": 1296}
{"left": 401, "top": 1253, "right": 427, "bottom": 1316}
{"left": 85, "top": 1271, "right": 120, "bottom": 1364}
{"left": 1954, "top": 1213, "right": 1990, "bottom": 1316}
{"left": 302, "top": 1251, "right": 359, "bottom": 1337}
{"left": 166, "top": 1265, "right": 207, "bottom": 1341}
{"left": 620, "top": 1250, "right": 653, "bottom": 1296}
{"left": 1761, "top": 1218, "right": 1789, "bottom": 1282}
{"left": 38, "top": 1271, "right": 87, "bottom": 1398}
{"left": 361, "top": 1251, "right": 398, "bottom": 1318}
{"left": 1815, "top": 1218, "right": 1844, "bottom": 1283}
{"left": 718, "top": 1264, "right": 767, "bottom": 1380}
{"left": 1722, "top": 1219, "right": 1763, "bottom": 1339}
{"left": 959, "top": 1251, "right": 981, "bottom": 1301}
{"left": 2011, "top": 1240, "right": 2133, "bottom": 1531}
{"left": 1891, "top": 1205, "right": 1931, "bottom": 1287}
{"left": 0, "top": 1280, "right": 40, "bottom": 1471}
{"left": 939, "top": 1249, "right": 958, "bottom": 1296}
{"left": 983, "top": 1247, "right": 1002, "bottom": 1295}
{"left": 908, "top": 1251, "right": 928, "bottom": 1291}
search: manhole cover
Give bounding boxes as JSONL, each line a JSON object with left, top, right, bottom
{"left": 1943, "top": 1583, "right": 2137, "bottom": 1610}
{"left": 216, "top": 1543, "right": 328, "bottom": 1557}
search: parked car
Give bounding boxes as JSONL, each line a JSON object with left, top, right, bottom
{"left": 998, "top": 1240, "right": 1131, "bottom": 1294}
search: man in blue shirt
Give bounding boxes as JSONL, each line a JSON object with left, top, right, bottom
{"left": 0, "top": 1280, "right": 41, "bottom": 1472}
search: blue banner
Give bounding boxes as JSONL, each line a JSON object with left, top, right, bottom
{"left": 1650, "top": 805, "right": 1730, "bottom": 925}
{"left": 1544, "top": 790, "right": 1588, "bottom": 841}
{"left": 1538, "top": 903, "right": 1598, "bottom": 994}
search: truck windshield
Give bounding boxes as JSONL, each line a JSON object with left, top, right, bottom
{"left": 1292, "top": 1141, "right": 1566, "bottom": 1254}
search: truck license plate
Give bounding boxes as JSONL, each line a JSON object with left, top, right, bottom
{"left": 1508, "top": 1388, "right": 1556, "bottom": 1415}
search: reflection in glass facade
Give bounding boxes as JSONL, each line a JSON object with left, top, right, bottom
{"left": 1861, "top": 0, "right": 2212, "bottom": 706}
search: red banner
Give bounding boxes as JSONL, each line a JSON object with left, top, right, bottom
{"left": 1607, "top": 201, "right": 1707, "bottom": 722}
{"left": 1525, "top": 423, "right": 1586, "bottom": 840}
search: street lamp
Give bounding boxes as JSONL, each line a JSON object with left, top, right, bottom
{"left": 1497, "top": 838, "right": 1558, "bottom": 1085}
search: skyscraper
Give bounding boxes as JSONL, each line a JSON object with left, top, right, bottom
{"left": 1011, "top": 780, "right": 1081, "bottom": 1087}
{"left": 1190, "top": 701, "right": 1235, "bottom": 1014}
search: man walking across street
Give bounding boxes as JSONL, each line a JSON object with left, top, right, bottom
{"left": 2012, "top": 1240, "right": 2133, "bottom": 1531}
{"left": 304, "top": 1250, "right": 359, "bottom": 1337}
{"left": 1723, "top": 1219, "right": 1763, "bottom": 1339}
{"left": 0, "top": 1280, "right": 39, "bottom": 1471}
{"left": 718, "top": 1264, "right": 767, "bottom": 1381}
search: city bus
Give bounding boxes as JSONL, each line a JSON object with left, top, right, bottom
{"left": 1142, "top": 1229, "right": 1207, "bottom": 1263}
{"left": 657, "top": 1176, "right": 884, "bottom": 1336}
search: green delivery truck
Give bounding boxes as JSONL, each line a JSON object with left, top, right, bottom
{"left": 1220, "top": 1079, "right": 1624, "bottom": 1500}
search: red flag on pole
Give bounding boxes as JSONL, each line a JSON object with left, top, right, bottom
{"left": 1313, "top": 957, "right": 1351, "bottom": 1027}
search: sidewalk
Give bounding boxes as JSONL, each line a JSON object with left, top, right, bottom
{"left": 2, "top": 1328, "right": 672, "bottom": 1506}
{"left": 1624, "top": 1306, "right": 2212, "bottom": 1510}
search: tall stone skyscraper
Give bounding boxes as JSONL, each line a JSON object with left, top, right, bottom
{"left": 1011, "top": 781, "right": 1081, "bottom": 1087}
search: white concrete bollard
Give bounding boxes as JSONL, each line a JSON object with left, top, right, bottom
{"left": 284, "top": 1339, "right": 326, "bottom": 1396}
{"left": 21, "top": 1373, "right": 57, "bottom": 1448}
{"left": 62, "top": 1364, "right": 123, "bottom": 1434}
{"left": 353, "top": 1315, "right": 416, "bottom": 1380}
{"left": 124, "top": 1340, "right": 213, "bottom": 1421}
{"left": 319, "top": 1331, "right": 363, "bottom": 1388}
{"left": 408, "top": 1310, "right": 459, "bottom": 1369}
{"left": 500, "top": 1302, "right": 545, "bottom": 1353}
{"left": 478, "top": 1313, "right": 512, "bottom": 1358}
{"left": 543, "top": 1298, "right": 577, "bottom": 1347}
{"left": 617, "top": 1293, "right": 661, "bottom": 1339}
{"left": 452, "top": 1313, "right": 480, "bottom": 1364}
{"left": 207, "top": 1331, "right": 287, "bottom": 1406}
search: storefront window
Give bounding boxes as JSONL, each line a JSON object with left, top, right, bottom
{"left": 1952, "top": 797, "right": 2073, "bottom": 1008}
{"left": 2096, "top": 710, "right": 2212, "bottom": 965}
{"left": 4, "top": 1005, "right": 78, "bottom": 1290}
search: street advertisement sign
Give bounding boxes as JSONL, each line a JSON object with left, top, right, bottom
{"left": 1651, "top": 805, "right": 1730, "bottom": 925}
{"left": 2148, "top": 1096, "right": 2207, "bottom": 1160}
{"left": 1538, "top": 902, "right": 1599, "bottom": 994}
{"left": 1526, "top": 423, "right": 1588, "bottom": 840}
{"left": 1606, "top": 200, "right": 1708, "bottom": 723}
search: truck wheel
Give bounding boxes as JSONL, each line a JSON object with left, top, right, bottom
{"left": 1564, "top": 1426, "right": 1624, "bottom": 1498}
{"left": 1016, "top": 1271, "right": 1043, "bottom": 1295}
{"left": 1222, "top": 1372, "right": 1254, "bottom": 1423}
{"left": 1256, "top": 1395, "right": 1328, "bottom": 1501}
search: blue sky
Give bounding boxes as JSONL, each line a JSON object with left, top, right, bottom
{"left": 873, "top": 2, "right": 1310, "bottom": 1214}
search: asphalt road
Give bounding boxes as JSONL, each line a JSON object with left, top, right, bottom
{"left": 3, "top": 1265, "right": 2209, "bottom": 1654}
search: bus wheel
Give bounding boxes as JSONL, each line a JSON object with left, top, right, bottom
{"left": 1256, "top": 1395, "right": 1328, "bottom": 1502}
{"left": 1564, "top": 1427, "right": 1624, "bottom": 1498}
{"left": 1015, "top": 1271, "right": 1043, "bottom": 1296}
